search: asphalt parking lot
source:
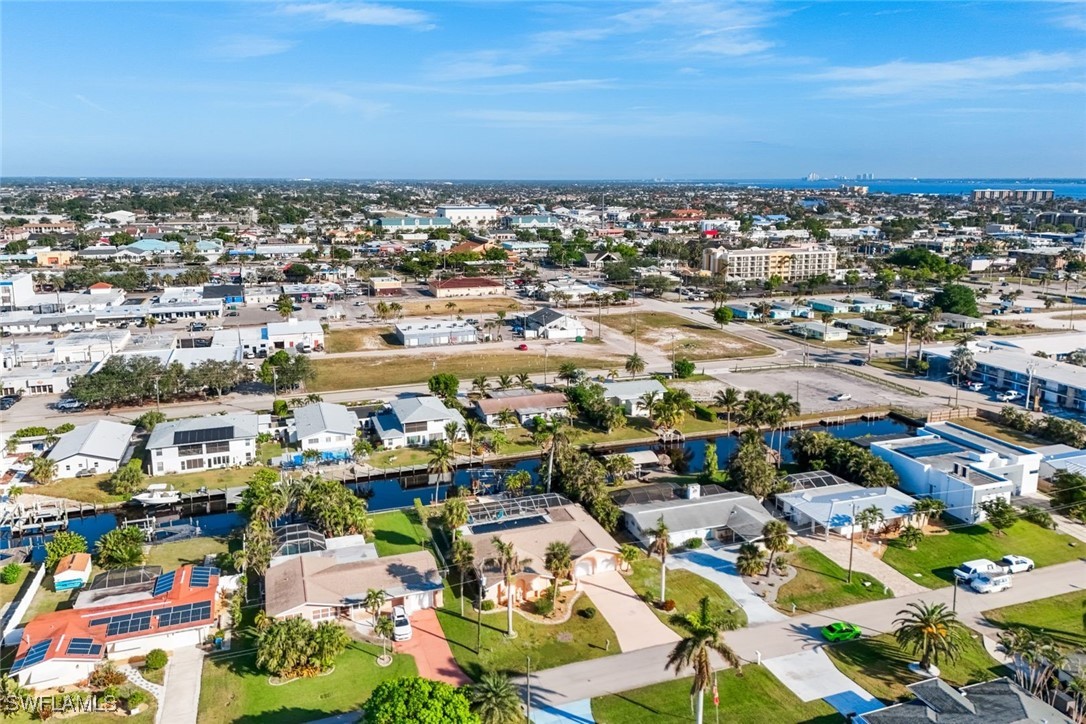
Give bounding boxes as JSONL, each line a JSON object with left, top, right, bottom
{"left": 723, "top": 366, "right": 936, "bottom": 415}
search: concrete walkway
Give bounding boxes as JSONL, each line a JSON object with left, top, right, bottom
{"left": 159, "top": 646, "right": 205, "bottom": 724}
{"left": 762, "top": 649, "right": 881, "bottom": 717}
{"left": 118, "top": 663, "right": 164, "bottom": 701}
{"left": 580, "top": 571, "right": 678, "bottom": 653}
{"left": 395, "top": 608, "right": 470, "bottom": 686}
{"left": 530, "top": 698, "right": 595, "bottom": 724}
{"left": 797, "top": 536, "right": 929, "bottom": 597}
{"left": 669, "top": 547, "right": 787, "bottom": 624}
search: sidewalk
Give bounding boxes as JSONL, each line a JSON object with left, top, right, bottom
{"left": 159, "top": 646, "right": 205, "bottom": 724}
{"left": 797, "top": 536, "right": 929, "bottom": 597}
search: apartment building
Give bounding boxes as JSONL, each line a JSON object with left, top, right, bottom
{"left": 971, "top": 189, "right": 1054, "bottom": 203}
{"left": 701, "top": 244, "right": 837, "bottom": 281}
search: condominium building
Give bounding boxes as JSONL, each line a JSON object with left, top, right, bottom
{"left": 971, "top": 189, "right": 1054, "bottom": 203}
{"left": 701, "top": 244, "right": 837, "bottom": 281}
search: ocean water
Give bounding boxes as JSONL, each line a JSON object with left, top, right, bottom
{"left": 694, "top": 178, "right": 1086, "bottom": 199}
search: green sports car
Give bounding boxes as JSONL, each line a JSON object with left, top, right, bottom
{"left": 820, "top": 622, "right": 862, "bottom": 642}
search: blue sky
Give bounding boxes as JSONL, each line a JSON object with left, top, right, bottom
{"left": 3, "top": 1, "right": 1085, "bottom": 179}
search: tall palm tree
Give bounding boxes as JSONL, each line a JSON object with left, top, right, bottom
{"left": 488, "top": 537, "right": 530, "bottom": 638}
{"left": 463, "top": 417, "right": 485, "bottom": 461}
{"left": 374, "top": 615, "right": 395, "bottom": 663}
{"left": 761, "top": 520, "right": 791, "bottom": 576}
{"left": 639, "top": 390, "right": 661, "bottom": 420}
{"left": 895, "top": 308, "right": 916, "bottom": 366}
{"left": 913, "top": 318, "right": 935, "bottom": 369}
{"left": 533, "top": 417, "right": 572, "bottom": 494}
{"left": 855, "top": 504, "right": 885, "bottom": 542}
{"left": 496, "top": 408, "right": 519, "bottom": 428}
{"left": 451, "top": 537, "right": 476, "bottom": 615}
{"left": 665, "top": 596, "right": 743, "bottom": 724}
{"left": 470, "top": 670, "right": 524, "bottom": 724}
{"left": 625, "top": 353, "right": 646, "bottom": 377}
{"left": 442, "top": 497, "right": 470, "bottom": 540}
{"left": 650, "top": 516, "right": 670, "bottom": 602}
{"left": 893, "top": 601, "right": 969, "bottom": 673}
{"left": 29, "top": 456, "right": 57, "bottom": 486}
{"left": 444, "top": 420, "right": 461, "bottom": 444}
{"left": 472, "top": 375, "right": 491, "bottom": 397}
{"left": 713, "top": 387, "right": 741, "bottom": 429}
{"left": 543, "top": 540, "right": 573, "bottom": 603}
{"left": 363, "top": 588, "right": 386, "bottom": 625}
{"left": 496, "top": 374, "right": 514, "bottom": 390}
{"left": 428, "top": 441, "right": 456, "bottom": 503}
{"left": 516, "top": 372, "right": 534, "bottom": 390}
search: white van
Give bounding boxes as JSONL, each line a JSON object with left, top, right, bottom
{"left": 970, "top": 574, "right": 1012, "bottom": 594}
{"left": 953, "top": 559, "right": 1001, "bottom": 582}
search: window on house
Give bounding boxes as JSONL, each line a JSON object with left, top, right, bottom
{"left": 182, "top": 458, "right": 205, "bottom": 471}
{"left": 178, "top": 444, "right": 202, "bottom": 457}
{"left": 205, "top": 441, "right": 230, "bottom": 454}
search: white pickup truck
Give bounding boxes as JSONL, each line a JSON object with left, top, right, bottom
{"left": 953, "top": 555, "right": 1035, "bottom": 582}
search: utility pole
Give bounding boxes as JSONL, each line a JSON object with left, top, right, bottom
{"left": 475, "top": 565, "right": 483, "bottom": 653}
{"left": 525, "top": 655, "right": 533, "bottom": 723}
{"left": 847, "top": 502, "right": 857, "bottom": 584}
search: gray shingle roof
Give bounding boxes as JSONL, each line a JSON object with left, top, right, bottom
{"left": 293, "top": 402, "right": 359, "bottom": 440}
{"left": 863, "top": 677, "right": 1072, "bottom": 723}
{"left": 146, "top": 413, "right": 259, "bottom": 450}
{"left": 48, "top": 420, "right": 135, "bottom": 464}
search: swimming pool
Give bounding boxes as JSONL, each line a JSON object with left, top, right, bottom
{"left": 468, "top": 514, "right": 548, "bottom": 535}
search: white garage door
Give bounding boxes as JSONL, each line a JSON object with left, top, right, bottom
{"left": 574, "top": 560, "right": 594, "bottom": 578}
{"left": 597, "top": 556, "right": 616, "bottom": 573}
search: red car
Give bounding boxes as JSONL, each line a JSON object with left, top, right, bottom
{"left": 516, "top": 343, "right": 529, "bottom": 351}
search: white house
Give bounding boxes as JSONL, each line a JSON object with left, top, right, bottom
{"left": 601, "top": 379, "right": 668, "bottom": 417}
{"left": 523, "top": 307, "right": 587, "bottom": 340}
{"left": 146, "top": 413, "right": 264, "bottom": 475}
{"left": 291, "top": 402, "right": 359, "bottom": 454}
{"left": 371, "top": 396, "right": 466, "bottom": 449}
{"left": 871, "top": 422, "right": 1042, "bottom": 523}
{"left": 621, "top": 486, "right": 777, "bottom": 547}
{"left": 776, "top": 478, "right": 918, "bottom": 539}
{"left": 475, "top": 391, "right": 569, "bottom": 426}
{"left": 47, "top": 420, "right": 135, "bottom": 478}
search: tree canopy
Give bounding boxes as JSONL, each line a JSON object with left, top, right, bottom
{"left": 362, "top": 677, "right": 479, "bottom": 724}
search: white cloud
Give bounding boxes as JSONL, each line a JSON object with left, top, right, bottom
{"left": 211, "top": 35, "right": 295, "bottom": 59}
{"left": 285, "top": 87, "right": 390, "bottom": 117}
{"left": 455, "top": 109, "right": 596, "bottom": 127}
{"left": 279, "top": 2, "right": 434, "bottom": 30}
{"left": 1050, "top": 8, "right": 1086, "bottom": 31}
{"left": 426, "top": 52, "right": 528, "bottom": 81}
{"left": 74, "top": 94, "right": 109, "bottom": 113}
{"left": 809, "top": 51, "right": 1082, "bottom": 97}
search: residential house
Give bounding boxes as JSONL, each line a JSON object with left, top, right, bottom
{"left": 601, "top": 379, "right": 668, "bottom": 416}
{"left": 583, "top": 251, "right": 622, "bottom": 270}
{"left": 372, "top": 396, "right": 466, "bottom": 449}
{"left": 871, "top": 422, "right": 1042, "bottom": 522}
{"left": 146, "top": 413, "right": 264, "bottom": 476}
{"left": 772, "top": 302, "right": 813, "bottom": 318}
{"left": 841, "top": 318, "right": 895, "bottom": 338}
{"left": 53, "top": 553, "right": 92, "bottom": 592}
{"left": 47, "top": 420, "right": 136, "bottom": 478}
{"left": 859, "top": 677, "right": 1071, "bottom": 724}
{"left": 11, "top": 565, "right": 220, "bottom": 689}
{"left": 428, "top": 277, "right": 504, "bottom": 298}
{"left": 775, "top": 472, "right": 918, "bottom": 539}
{"left": 790, "top": 321, "right": 849, "bottom": 342}
{"left": 621, "top": 485, "right": 777, "bottom": 547}
{"left": 726, "top": 303, "right": 762, "bottom": 321}
{"left": 291, "top": 402, "right": 360, "bottom": 455}
{"left": 523, "top": 307, "right": 587, "bottom": 340}
{"left": 808, "top": 299, "right": 851, "bottom": 315}
{"left": 940, "top": 313, "right": 987, "bottom": 331}
{"left": 475, "top": 391, "right": 569, "bottom": 426}
{"left": 847, "top": 296, "right": 893, "bottom": 313}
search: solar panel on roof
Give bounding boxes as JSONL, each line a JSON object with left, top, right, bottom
{"left": 173, "top": 426, "right": 234, "bottom": 446}
{"left": 189, "top": 566, "right": 219, "bottom": 588}
{"left": 157, "top": 601, "right": 212, "bottom": 628}
{"left": 106, "top": 612, "right": 153, "bottom": 637}
{"left": 901, "top": 441, "right": 964, "bottom": 459}
{"left": 12, "top": 639, "right": 52, "bottom": 672}
{"left": 66, "top": 638, "right": 102, "bottom": 656}
{"left": 152, "top": 571, "right": 176, "bottom": 596}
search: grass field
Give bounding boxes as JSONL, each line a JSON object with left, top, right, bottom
{"left": 0, "top": 565, "right": 32, "bottom": 607}
{"left": 50, "top": 464, "right": 273, "bottom": 505}
{"left": 881, "top": 520, "right": 1081, "bottom": 589}
{"left": 983, "top": 590, "right": 1086, "bottom": 650}
{"left": 435, "top": 582, "right": 618, "bottom": 680}
{"left": 949, "top": 417, "right": 1047, "bottom": 448}
{"left": 310, "top": 351, "right": 620, "bottom": 392}
{"left": 198, "top": 639, "right": 417, "bottom": 724}
{"left": 144, "top": 537, "right": 230, "bottom": 571}
{"left": 825, "top": 633, "right": 1007, "bottom": 704}
{"left": 401, "top": 297, "right": 524, "bottom": 316}
{"left": 776, "top": 545, "right": 892, "bottom": 613}
{"left": 22, "top": 576, "right": 78, "bottom": 622}
{"left": 625, "top": 557, "right": 747, "bottom": 633}
{"left": 598, "top": 312, "right": 774, "bottom": 360}
{"left": 370, "top": 510, "right": 430, "bottom": 556}
{"left": 324, "top": 327, "right": 395, "bottom": 353}
{"left": 591, "top": 666, "right": 841, "bottom": 724}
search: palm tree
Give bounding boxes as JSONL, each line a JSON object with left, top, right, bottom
{"left": 463, "top": 418, "right": 484, "bottom": 463}
{"left": 470, "top": 671, "right": 524, "bottom": 724}
{"left": 625, "top": 353, "right": 646, "bottom": 377}
{"left": 913, "top": 318, "right": 935, "bottom": 369}
{"left": 444, "top": 421, "right": 461, "bottom": 444}
{"left": 374, "top": 615, "right": 395, "bottom": 664}
{"left": 533, "top": 417, "right": 572, "bottom": 494}
{"left": 496, "top": 408, "right": 519, "bottom": 428}
{"left": 472, "top": 375, "right": 491, "bottom": 397}
{"left": 363, "top": 588, "right": 386, "bottom": 626}
{"left": 713, "top": 387, "right": 741, "bottom": 429}
{"left": 639, "top": 390, "right": 660, "bottom": 420}
{"left": 855, "top": 504, "right": 885, "bottom": 542}
{"left": 144, "top": 315, "right": 157, "bottom": 333}
{"left": 898, "top": 525, "right": 924, "bottom": 550}
{"left": 29, "top": 456, "right": 57, "bottom": 486}
{"left": 0, "top": 673, "right": 28, "bottom": 715}
{"left": 516, "top": 372, "right": 534, "bottom": 390}
{"left": 761, "top": 520, "right": 791, "bottom": 576}
{"left": 442, "top": 497, "right": 470, "bottom": 540}
{"left": 896, "top": 309, "right": 916, "bottom": 366}
{"left": 649, "top": 516, "right": 670, "bottom": 602}
{"left": 496, "top": 374, "right": 514, "bottom": 390}
{"left": 893, "top": 601, "right": 969, "bottom": 673}
{"left": 451, "top": 537, "right": 476, "bottom": 615}
{"left": 543, "top": 540, "right": 573, "bottom": 604}
{"left": 488, "top": 537, "right": 530, "bottom": 638}
{"left": 619, "top": 544, "right": 641, "bottom": 573}
{"left": 428, "top": 441, "right": 456, "bottom": 503}
{"left": 997, "top": 627, "right": 1067, "bottom": 703}
{"left": 911, "top": 498, "right": 946, "bottom": 529}
{"left": 665, "top": 596, "right": 743, "bottom": 724}
{"left": 557, "top": 362, "right": 582, "bottom": 386}
{"left": 736, "top": 542, "right": 767, "bottom": 577}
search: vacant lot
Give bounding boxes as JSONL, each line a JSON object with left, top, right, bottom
{"left": 145, "top": 537, "right": 230, "bottom": 571}
{"left": 881, "top": 520, "right": 1081, "bottom": 588}
{"left": 984, "top": 590, "right": 1086, "bottom": 650}
{"left": 310, "top": 350, "right": 620, "bottom": 391}
{"left": 51, "top": 464, "right": 268, "bottom": 505}
{"left": 727, "top": 366, "right": 929, "bottom": 415}
{"left": 599, "top": 312, "right": 773, "bottom": 360}
{"left": 325, "top": 327, "right": 395, "bottom": 353}
{"left": 401, "top": 297, "right": 524, "bottom": 316}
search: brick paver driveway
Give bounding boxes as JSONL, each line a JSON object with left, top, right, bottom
{"left": 394, "top": 608, "right": 471, "bottom": 686}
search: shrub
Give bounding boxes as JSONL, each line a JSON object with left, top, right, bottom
{"left": 660, "top": 599, "right": 677, "bottom": 612}
{"left": 0, "top": 562, "right": 21, "bottom": 585}
{"left": 44, "top": 531, "right": 88, "bottom": 572}
{"left": 683, "top": 537, "right": 703, "bottom": 550}
{"left": 143, "top": 649, "right": 168, "bottom": 671}
{"left": 480, "top": 599, "right": 496, "bottom": 612}
{"left": 693, "top": 403, "right": 714, "bottom": 422}
{"left": 89, "top": 663, "right": 127, "bottom": 689}
{"left": 672, "top": 358, "right": 696, "bottom": 379}
{"left": 533, "top": 595, "right": 554, "bottom": 617}
{"left": 1020, "top": 505, "right": 1056, "bottom": 530}
{"left": 124, "top": 690, "right": 147, "bottom": 710}
{"left": 580, "top": 606, "right": 597, "bottom": 619}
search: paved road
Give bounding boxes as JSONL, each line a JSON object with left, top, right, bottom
{"left": 524, "top": 557, "right": 1086, "bottom": 707}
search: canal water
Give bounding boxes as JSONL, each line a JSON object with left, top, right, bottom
{"left": 6, "top": 417, "right": 913, "bottom": 561}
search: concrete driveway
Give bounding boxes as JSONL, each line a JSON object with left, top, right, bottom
{"left": 762, "top": 649, "right": 881, "bottom": 716}
{"left": 669, "top": 547, "right": 787, "bottom": 624}
{"left": 579, "top": 571, "right": 678, "bottom": 652}
{"left": 394, "top": 608, "right": 470, "bottom": 686}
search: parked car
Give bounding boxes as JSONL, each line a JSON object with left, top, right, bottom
{"left": 516, "top": 343, "right": 529, "bottom": 351}
{"left": 953, "top": 559, "right": 1002, "bottom": 582}
{"left": 75, "top": 468, "right": 96, "bottom": 478}
{"left": 830, "top": 393, "right": 852, "bottom": 401}
{"left": 55, "top": 400, "right": 87, "bottom": 412}
{"left": 970, "top": 574, "right": 1012, "bottom": 594}
{"left": 965, "top": 381, "right": 984, "bottom": 392}
{"left": 848, "top": 358, "right": 865, "bottom": 366}
{"left": 225, "top": 311, "right": 240, "bottom": 317}
{"left": 997, "top": 555, "right": 1035, "bottom": 573}
{"left": 996, "top": 390, "right": 1022, "bottom": 402}
{"left": 392, "top": 605, "right": 412, "bottom": 641}
{"left": 821, "top": 622, "right": 862, "bottom": 642}
{"left": 0, "top": 396, "right": 18, "bottom": 410}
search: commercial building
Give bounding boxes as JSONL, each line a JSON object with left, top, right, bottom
{"left": 522, "top": 307, "right": 587, "bottom": 340}
{"left": 504, "top": 215, "right": 560, "bottom": 229}
{"left": 427, "top": 277, "right": 505, "bottom": 298}
{"left": 265, "top": 318, "right": 324, "bottom": 351}
{"left": 871, "top": 422, "right": 1042, "bottom": 522}
{"left": 47, "top": 420, "right": 136, "bottom": 478}
{"left": 377, "top": 216, "right": 452, "bottom": 231}
{"left": 0, "top": 273, "right": 35, "bottom": 311}
{"left": 971, "top": 189, "right": 1054, "bottom": 203}
{"left": 701, "top": 244, "right": 837, "bottom": 281}
{"left": 394, "top": 320, "right": 478, "bottom": 347}
{"left": 436, "top": 205, "right": 499, "bottom": 225}
{"left": 146, "top": 413, "right": 263, "bottom": 475}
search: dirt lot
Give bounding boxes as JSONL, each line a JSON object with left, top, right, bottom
{"left": 325, "top": 327, "right": 396, "bottom": 352}
{"left": 598, "top": 312, "right": 773, "bottom": 360}
{"left": 400, "top": 297, "right": 525, "bottom": 317}
{"left": 720, "top": 366, "right": 938, "bottom": 415}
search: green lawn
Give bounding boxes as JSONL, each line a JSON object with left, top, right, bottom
{"left": 983, "top": 590, "right": 1086, "bottom": 650}
{"left": 0, "top": 565, "right": 32, "bottom": 606}
{"left": 21, "top": 576, "right": 78, "bottom": 622}
{"left": 435, "top": 583, "right": 618, "bottom": 681}
{"left": 825, "top": 633, "right": 1008, "bottom": 704}
{"left": 371, "top": 510, "right": 429, "bottom": 557}
{"left": 776, "top": 545, "right": 892, "bottom": 614}
{"left": 367, "top": 447, "right": 433, "bottom": 469}
{"left": 51, "top": 464, "right": 274, "bottom": 505}
{"left": 881, "top": 520, "right": 1082, "bottom": 589}
{"left": 144, "top": 537, "right": 230, "bottom": 571}
{"left": 591, "top": 666, "right": 841, "bottom": 724}
{"left": 625, "top": 558, "right": 747, "bottom": 633}
{"left": 198, "top": 639, "right": 416, "bottom": 724}
{"left": 3, "top": 704, "right": 155, "bottom": 724}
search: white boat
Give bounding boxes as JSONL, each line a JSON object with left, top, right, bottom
{"left": 132, "top": 484, "right": 182, "bottom": 506}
